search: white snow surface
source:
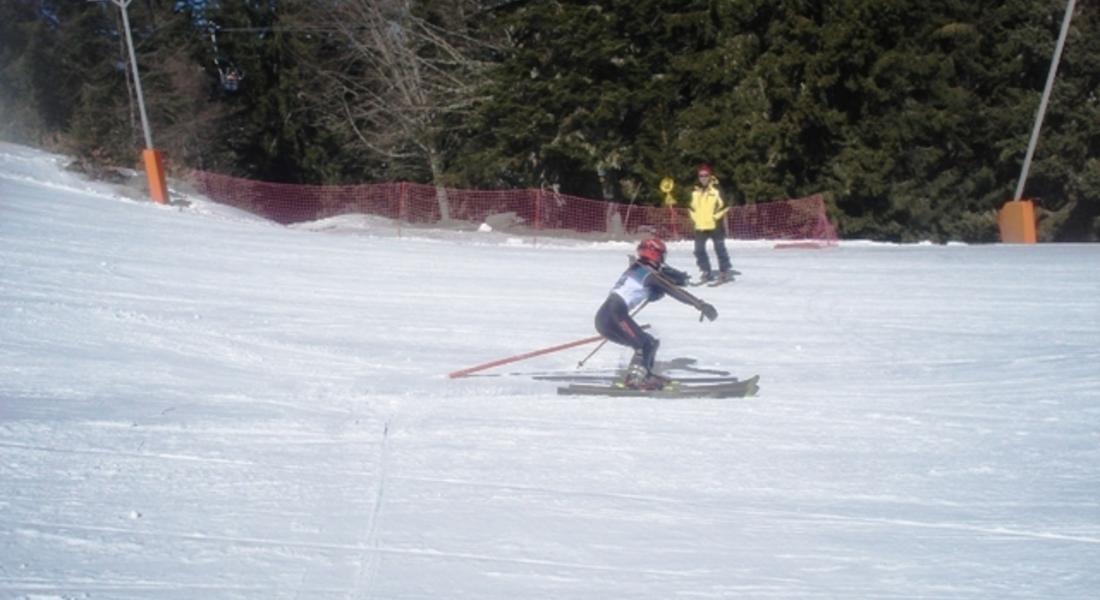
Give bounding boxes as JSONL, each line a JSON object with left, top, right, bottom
{"left": 2, "top": 141, "right": 1099, "bottom": 599}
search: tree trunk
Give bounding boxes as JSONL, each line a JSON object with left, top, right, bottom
{"left": 429, "top": 146, "right": 450, "bottom": 223}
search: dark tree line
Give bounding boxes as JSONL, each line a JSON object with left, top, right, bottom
{"left": 2, "top": 0, "right": 1097, "bottom": 241}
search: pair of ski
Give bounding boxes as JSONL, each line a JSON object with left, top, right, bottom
{"left": 687, "top": 269, "right": 741, "bottom": 288}
{"left": 551, "top": 373, "right": 760, "bottom": 398}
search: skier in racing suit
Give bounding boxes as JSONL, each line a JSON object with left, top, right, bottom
{"left": 595, "top": 237, "right": 719, "bottom": 389}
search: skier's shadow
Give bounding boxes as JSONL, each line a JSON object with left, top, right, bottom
{"left": 462, "top": 357, "right": 730, "bottom": 380}
{"left": 655, "top": 357, "right": 730, "bottom": 376}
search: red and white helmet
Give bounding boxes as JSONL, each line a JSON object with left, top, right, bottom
{"left": 637, "top": 237, "right": 667, "bottom": 266}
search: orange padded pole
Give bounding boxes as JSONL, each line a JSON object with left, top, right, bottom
{"left": 448, "top": 325, "right": 650, "bottom": 378}
{"left": 998, "top": 199, "right": 1037, "bottom": 244}
{"left": 142, "top": 148, "right": 170, "bottom": 204}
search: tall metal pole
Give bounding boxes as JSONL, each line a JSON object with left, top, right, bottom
{"left": 104, "top": 0, "right": 169, "bottom": 203}
{"left": 1014, "top": 0, "right": 1076, "bottom": 200}
{"left": 112, "top": 0, "right": 154, "bottom": 149}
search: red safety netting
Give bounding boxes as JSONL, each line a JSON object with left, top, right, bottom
{"left": 188, "top": 171, "right": 838, "bottom": 244}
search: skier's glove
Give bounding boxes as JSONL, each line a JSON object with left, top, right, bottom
{"left": 699, "top": 302, "right": 718, "bottom": 322}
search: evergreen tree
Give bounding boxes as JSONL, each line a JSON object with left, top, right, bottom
{"left": 3, "top": 0, "right": 1097, "bottom": 240}
{"left": 0, "top": 0, "right": 60, "bottom": 144}
{"left": 462, "top": 2, "right": 708, "bottom": 199}
{"left": 0, "top": 1, "right": 133, "bottom": 163}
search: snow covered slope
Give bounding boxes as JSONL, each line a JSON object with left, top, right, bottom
{"left": 2, "top": 142, "right": 1099, "bottom": 599}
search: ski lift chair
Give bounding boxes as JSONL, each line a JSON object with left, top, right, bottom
{"left": 217, "top": 65, "right": 242, "bottom": 92}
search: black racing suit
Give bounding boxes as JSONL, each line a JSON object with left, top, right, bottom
{"left": 594, "top": 260, "right": 708, "bottom": 372}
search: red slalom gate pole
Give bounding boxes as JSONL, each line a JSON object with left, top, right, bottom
{"left": 447, "top": 324, "right": 650, "bottom": 379}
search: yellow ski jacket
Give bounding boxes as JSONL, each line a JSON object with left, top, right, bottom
{"left": 689, "top": 180, "right": 729, "bottom": 231}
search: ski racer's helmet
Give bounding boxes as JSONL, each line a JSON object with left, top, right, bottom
{"left": 637, "top": 237, "right": 667, "bottom": 266}
{"left": 697, "top": 164, "right": 713, "bottom": 177}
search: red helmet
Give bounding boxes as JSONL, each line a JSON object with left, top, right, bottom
{"left": 637, "top": 237, "right": 667, "bottom": 265}
{"left": 697, "top": 164, "right": 713, "bottom": 177}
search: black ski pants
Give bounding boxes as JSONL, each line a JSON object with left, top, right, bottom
{"left": 595, "top": 294, "right": 658, "bottom": 370}
{"left": 694, "top": 226, "right": 732, "bottom": 275}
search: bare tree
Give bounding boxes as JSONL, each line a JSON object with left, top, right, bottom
{"left": 315, "top": 0, "right": 493, "bottom": 221}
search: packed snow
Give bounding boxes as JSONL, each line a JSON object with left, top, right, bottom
{"left": 2, "top": 141, "right": 1098, "bottom": 599}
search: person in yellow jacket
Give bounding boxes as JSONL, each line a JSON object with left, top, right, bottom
{"left": 689, "top": 164, "right": 733, "bottom": 283}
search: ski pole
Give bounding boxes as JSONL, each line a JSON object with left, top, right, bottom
{"left": 576, "top": 300, "right": 649, "bottom": 368}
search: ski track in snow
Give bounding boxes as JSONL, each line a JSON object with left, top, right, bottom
{"left": 2, "top": 142, "right": 1100, "bottom": 598}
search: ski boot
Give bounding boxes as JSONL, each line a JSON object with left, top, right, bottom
{"left": 641, "top": 371, "right": 674, "bottom": 390}
{"left": 623, "top": 364, "right": 672, "bottom": 391}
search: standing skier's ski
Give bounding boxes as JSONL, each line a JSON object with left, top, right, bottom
{"left": 707, "top": 271, "right": 738, "bottom": 287}
{"left": 557, "top": 375, "right": 759, "bottom": 398}
{"left": 688, "top": 270, "right": 740, "bottom": 287}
